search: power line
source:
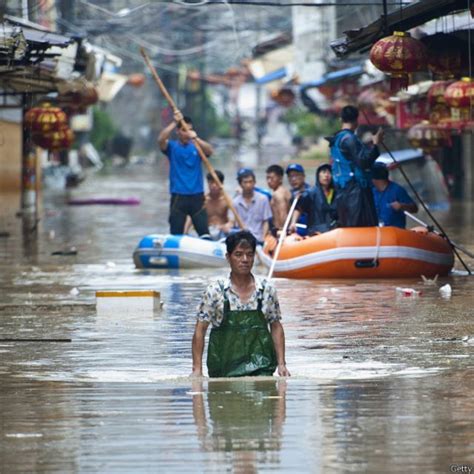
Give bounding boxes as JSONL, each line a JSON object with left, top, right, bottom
{"left": 172, "top": 1, "right": 411, "bottom": 6}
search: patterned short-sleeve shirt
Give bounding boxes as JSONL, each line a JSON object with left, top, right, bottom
{"left": 196, "top": 274, "right": 281, "bottom": 328}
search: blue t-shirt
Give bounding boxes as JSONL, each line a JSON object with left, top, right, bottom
{"left": 372, "top": 181, "right": 414, "bottom": 228}
{"left": 164, "top": 140, "right": 204, "bottom": 195}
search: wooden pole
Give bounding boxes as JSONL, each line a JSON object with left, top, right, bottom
{"left": 140, "top": 48, "right": 245, "bottom": 230}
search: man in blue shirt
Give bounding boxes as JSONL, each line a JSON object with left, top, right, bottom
{"left": 371, "top": 164, "right": 418, "bottom": 228}
{"left": 158, "top": 112, "right": 214, "bottom": 236}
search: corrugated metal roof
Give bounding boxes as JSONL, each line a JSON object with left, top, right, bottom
{"left": 330, "top": 0, "right": 470, "bottom": 57}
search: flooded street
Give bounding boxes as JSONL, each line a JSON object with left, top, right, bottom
{"left": 1, "top": 162, "right": 473, "bottom": 473}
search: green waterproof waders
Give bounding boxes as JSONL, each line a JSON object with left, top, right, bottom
{"left": 207, "top": 284, "right": 277, "bottom": 377}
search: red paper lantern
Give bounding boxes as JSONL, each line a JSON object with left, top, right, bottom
{"left": 24, "top": 103, "right": 68, "bottom": 133}
{"left": 370, "top": 31, "right": 427, "bottom": 91}
{"left": 407, "top": 121, "right": 451, "bottom": 151}
{"left": 32, "top": 128, "right": 75, "bottom": 151}
{"left": 427, "top": 81, "right": 453, "bottom": 106}
{"left": 421, "top": 33, "right": 464, "bottom": 79}
{"left": 318, "top": 85, "right": 336, "bottom": 100}
{"left": 428, "top": 81, "right": 453, "bottom": 123}
{"left": 127, "top": 73, "right": 146, "bottom": 87}
{"left": 444, "top": 77, "right": 474, "bottom": 122}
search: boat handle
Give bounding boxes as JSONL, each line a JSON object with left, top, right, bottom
{"left": 354, "top": 259, "right": 379, "bottom": 268}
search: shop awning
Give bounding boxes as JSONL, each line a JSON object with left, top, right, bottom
{"left": 255, "top": 67, "right": 287, "bottom": 85}
{"left": 376, "top": 148, "right": 424, "bottom": 167}
{"left": 330, "top": 0, "right": 470, "bottom": 57}
{"left": 300, "top": 65, "right": 365, "bottom": 89}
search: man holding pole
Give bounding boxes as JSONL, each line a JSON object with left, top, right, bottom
{"left": 158, "top": 112, "right": 213, "bottom": 236}
{"left": 326, "top": 105, "right": 383, "bottom": 227}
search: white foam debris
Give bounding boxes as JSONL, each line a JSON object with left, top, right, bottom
{"left": 106, "top": 261, "right": 116, "bottom": 268}
{"left": 318, "top": 297, "right": 328, "bottom": 304}
{"left": 439, "top": 284, "right": 452, "bottom": 298}
{"left": 69, "top": 287, "right": 80, "bottom": 296}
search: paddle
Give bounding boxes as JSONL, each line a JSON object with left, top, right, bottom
{"left": 267, "top": 197, "right": 299, "bottom": 280}
{"left": 405, "top": 211, "right": 474, "bottom": 259}
{"left": 140, "top": 48, "right": 245, "bottom": 231}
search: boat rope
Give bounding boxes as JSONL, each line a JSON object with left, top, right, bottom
{"left": 360, "top": 110, "right": 472, "bottom": 275}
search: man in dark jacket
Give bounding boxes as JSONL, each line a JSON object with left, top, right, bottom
{"left": 289, "top": 164, "right": 338, "bottom": 235}
{"left": 326, "top": 105, "right": 383, "bottom": 227}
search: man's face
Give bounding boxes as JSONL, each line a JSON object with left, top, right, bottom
{"left": 266, "top": 172, "right": 282, "bottom": 191}
{"left": 177, "top": 123, "right": 193, "bottom": 143}
{"left": 226, "top": 242, "right": 255, "bottom": 276}
{"left": 207, "top": 179, "right": 220, "bottom": 195}
{"left": 287, "top": 171, "right": 305, "bottom": 190}
{"left": 318, "top": 169, "right": 332, "bottom": 187}
{"left": 240, "top": 176, "right": 255, "bottom": 194}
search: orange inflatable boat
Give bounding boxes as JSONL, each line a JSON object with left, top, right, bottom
{"left": 258, "top": 227, "right": 454, "bottom": 279}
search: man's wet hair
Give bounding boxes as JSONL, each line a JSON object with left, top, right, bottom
{"left": 177, "top": 116, "right": 193, "bottom": 129}
{"left": 237, "top": 168, "right": 255, "bottom": 184}
{"left": 226, "top": 230, "right": 257, "bottom": 254}
{"left": 207, "top": 170, "right": 224, "bottom": 183}
{"left": 266, "top": 164, "right": 284, "bottom": 177}
{"left": 341, "top": 106, "right": 359, "bottom": 123}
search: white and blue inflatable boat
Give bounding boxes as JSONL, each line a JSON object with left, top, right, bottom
{"left": 133, "top": 234, "right": 227, "bottom": 269}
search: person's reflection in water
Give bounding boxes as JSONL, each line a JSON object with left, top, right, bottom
{"left": 192, "top": 379, "right": 287, "bottom": 472}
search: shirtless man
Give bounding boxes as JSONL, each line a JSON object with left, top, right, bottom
{"left": 266, "top": 165, "right": 291, "bottom": 232}
{"left": 204, "top": 170, "right": 232, "bottom": 240}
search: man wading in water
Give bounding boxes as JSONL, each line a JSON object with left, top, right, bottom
{"left": 191, "top": 230, "right": 290, "bottom": 377}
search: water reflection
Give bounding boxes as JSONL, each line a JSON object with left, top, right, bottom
{"left": 192, "top": 379, "right": 286, "bottom": 472}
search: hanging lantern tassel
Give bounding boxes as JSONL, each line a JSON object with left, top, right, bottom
{"left": 370, "top": 31, "right": 428, "bottom": 92}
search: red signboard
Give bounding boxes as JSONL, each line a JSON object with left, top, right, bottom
{"left": 395, "top": 97, "right": 430, "bottom": 129}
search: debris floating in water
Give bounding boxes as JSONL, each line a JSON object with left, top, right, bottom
{"left": 439, "top": 284, "right": 452, "bottom": 298}
{"left": 52, "top": 247, "right": 77, "bottom": 256}
{"left": 70, "top": 287, "right": 80, "bottom": 296}
{"left": 96, "top": 290, "right": 162, "bottom": 314}
{"left": 462, "top": 336, "right": 474, "bottom": 345}
{"left": 421, "top": 274, "right": 438, "bottom": 285}
{"left": 396, "top": 287, "right": 422, "bottom": 297}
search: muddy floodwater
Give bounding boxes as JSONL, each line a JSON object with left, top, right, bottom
{"left": 0, "top": 162, "right": 473, "bottom": 473}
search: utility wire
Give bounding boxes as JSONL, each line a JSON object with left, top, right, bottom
{"left": 172, "top": 1, "right": 411, "bottom": 6}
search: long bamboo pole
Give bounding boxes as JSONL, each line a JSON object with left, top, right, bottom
{"left": 267, "top": 196, "right": 299, "bottom": 280}
{"left": 140, "top": 48, "right": 245, "bottom": 230}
